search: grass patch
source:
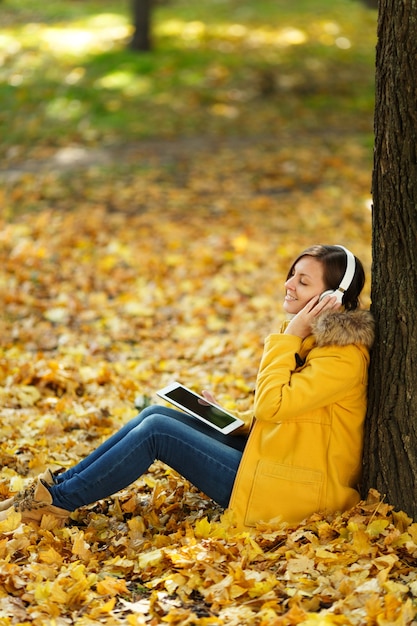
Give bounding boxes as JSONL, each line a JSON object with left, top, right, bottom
{"left": 0, "top": 0, "right": 377, "bottom": 158}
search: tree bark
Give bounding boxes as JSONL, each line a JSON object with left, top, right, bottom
{"left": 362, "top": 0, "right": 417, "bottom": 518}
{"left": 130, "top": 0, "right": 152, "bottom": 51}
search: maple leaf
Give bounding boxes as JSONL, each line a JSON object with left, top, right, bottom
{"left": 96, "top": 576, "right": 129, "bottom": 597}
{"left": 0, "top": 511, "right": 22, "bottom": 534}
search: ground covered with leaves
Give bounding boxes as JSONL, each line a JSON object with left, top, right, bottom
{"left": 1, "top": 137, "right": 417, "bottom": 625}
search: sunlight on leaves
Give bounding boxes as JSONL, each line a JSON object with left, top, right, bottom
{"left": 0, "top": 183, "right": 412, "bottom": 623}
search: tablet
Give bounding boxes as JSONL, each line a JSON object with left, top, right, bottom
{"left": 156, "top": 382, "right": 244, "bottom": 434}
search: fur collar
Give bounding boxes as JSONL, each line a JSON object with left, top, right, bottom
{"left": 311, "top": 309, "right": 374, "bottom": 349}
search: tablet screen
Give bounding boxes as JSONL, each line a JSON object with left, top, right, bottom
{"left": 163, "top": 386, "right": 237, "bottom": 429}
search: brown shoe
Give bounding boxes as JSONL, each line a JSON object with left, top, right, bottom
{"left": 0, "top": 478, "right": 70, "bottom": 527}
{"left": 0, "top": 468, "right": 57, "bottom": 512}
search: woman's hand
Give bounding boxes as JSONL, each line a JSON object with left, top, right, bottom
{"left": 201, "top": 390, "right": 218, "bottom": 405}
{"left": 284, "top": 294, "right": 341, "bottom": 339}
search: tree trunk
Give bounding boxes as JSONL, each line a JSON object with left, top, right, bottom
{"left": 130, "top": 0, "right": 152, "bottom": 51}
{"left": 362, "top": 0, "right": 417, "bottom": 518}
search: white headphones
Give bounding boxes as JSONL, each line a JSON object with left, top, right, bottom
{"left": 319, "top": 245, "right": 356, "bottom": 304}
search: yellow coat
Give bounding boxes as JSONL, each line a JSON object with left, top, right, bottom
{"left": 228, "top": 309, "right": 375, "bottom": 528}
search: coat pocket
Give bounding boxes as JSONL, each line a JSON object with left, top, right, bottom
{"left": 245, "top": 461, "right": 324, "bottom": 526}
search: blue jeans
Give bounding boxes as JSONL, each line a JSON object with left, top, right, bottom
{"left": 50, "top": 405, "right": 247, "bottom": 511}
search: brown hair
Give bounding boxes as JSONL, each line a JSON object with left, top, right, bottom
{"left": 286, "top": 244, "right": 365, "bottom": 310}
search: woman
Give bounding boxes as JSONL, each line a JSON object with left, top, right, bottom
{"left": 0, "top": 245, "right": 374, "bottom": 528}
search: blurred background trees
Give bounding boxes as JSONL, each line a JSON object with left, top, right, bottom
{"left": 129, "top": 0, "right": 377, "bottom": 52}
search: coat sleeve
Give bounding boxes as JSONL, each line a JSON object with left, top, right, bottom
{"left": 254, "top": 333, "right": 365, "bottom": 423}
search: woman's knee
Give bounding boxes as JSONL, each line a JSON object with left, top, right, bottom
{"left": 132, "top": 405, "right": 180, "bottom": 432}
{"left": 137, "top": 404, "right": 163, "bottom": 419}
{"left": 121, "top": 405, "right": 163, "bottom": 433}
{"left": 134, "top": 407, "right": 194, "bottom": 441}
{"left": 137, "top": 404, "right": 189, "bottom": 424}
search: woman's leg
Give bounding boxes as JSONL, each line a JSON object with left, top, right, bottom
{"left": 50, "top": 405, "right": 247, "bottom": 512}
{"left": 54, "top": 405, "right": 163, "bottom": 482}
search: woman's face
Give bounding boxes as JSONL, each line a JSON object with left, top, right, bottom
{"left": 284, "top": 256, "right": 327, "bottom": 315}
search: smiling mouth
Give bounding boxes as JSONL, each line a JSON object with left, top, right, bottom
{"left": 285, "top": 294, "right": 297, "bottom": 301}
